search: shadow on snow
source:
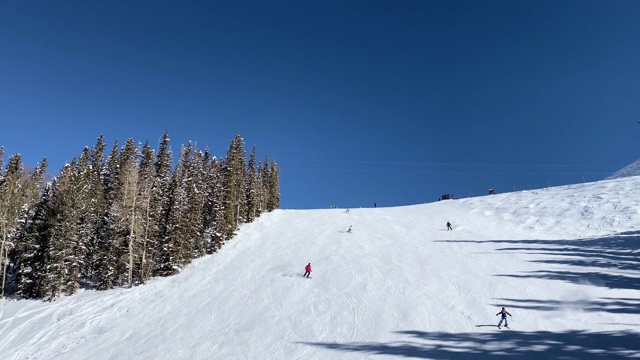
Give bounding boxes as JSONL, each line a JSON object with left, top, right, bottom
{"left": 491, "top": 297, "right": 640, "bottom": 315}
{"left": 434, "top": 231, "right": 640, "bottom": 315}
{"left": 301, "top": 329, "right": 640, "bottom": 359}
{"left": 435, "top": 232, "right": 640, "bottom": 291}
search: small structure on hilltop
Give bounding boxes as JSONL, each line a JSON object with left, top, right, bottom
{"left": 441, "top": 194, "right": 455, "bottom": 200}
{"left": 488, "top": 189, "right": 496, "bottom": 195}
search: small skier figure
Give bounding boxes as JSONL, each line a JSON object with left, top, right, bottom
{"left": 345, "top": 208, "right": 350, "bottom": 213}
{"left": 303, "top": 263, "right": 312, "bottom": 278}
{"left": 496, "top": 307, "right": 512, "bottom": 328}
{"left": 446, "top": 221, "right": 453, "bottom": 231}
{"left": 347, "top": 225, "right": 352, "bottom": 233}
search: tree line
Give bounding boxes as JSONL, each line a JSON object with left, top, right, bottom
{"left": 0, "top": 131, "right": 279, "bottom": 300}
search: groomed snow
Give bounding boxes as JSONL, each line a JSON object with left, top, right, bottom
{"left": 1, "top": 177, "right": 640, "bottom": 359}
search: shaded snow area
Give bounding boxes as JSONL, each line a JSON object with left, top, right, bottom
{"left": 608, "top": 159, "right": 640, "bottom": 179}
{"left": 2, "top": 177, "right": 640, "bottom": 360}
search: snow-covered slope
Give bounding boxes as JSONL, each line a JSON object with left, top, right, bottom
{"left": 1, "top": 178, "right": 640, "bottom": 359}
{"left": 607, "top": 159, "right": 640, "bottom": 179}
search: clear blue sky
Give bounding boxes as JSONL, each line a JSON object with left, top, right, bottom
{"left": 1, "top": 0, "right": 639, "bottom": 209}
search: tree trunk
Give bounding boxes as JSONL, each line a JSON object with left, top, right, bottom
{"left": 1, "top": 235, "right": 8, "bottom": 299}
{"left": 140, "top": 190, "right": 151, "bottom": 284}
{"left": 128, "top": 190, "right": 137, "bottom": 288}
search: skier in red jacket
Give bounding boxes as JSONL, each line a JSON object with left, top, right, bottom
{"left": 303, "top": 263, "right": 311, "bottom": 278}
{"left": 496, "top": 307, "right": 512, "bottom": 328}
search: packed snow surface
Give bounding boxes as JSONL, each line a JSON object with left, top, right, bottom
{"left": 1, "top": 177, "right": 640, "bottom": 359}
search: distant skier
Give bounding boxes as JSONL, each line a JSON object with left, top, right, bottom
{"left": 347, "top": 225, "right": 352, "bottom": 233}
{"left": 496, "top": 307, "right": 512, "bottom": 328}
{"left": 446, "top": 221, "right": 453, "bottom": 231}
{"left": 374, "top": 202, "right": 377, "bottom": 208}
{"left": 345, "top": 208, "right": 350, "bottom": 213}
{"left": 303, "top": 263, "right": 312, "bottom": 278}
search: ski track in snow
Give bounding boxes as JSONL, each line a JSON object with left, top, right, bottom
{"left": 1, "top": 177, "right": 640, "bottom": 359}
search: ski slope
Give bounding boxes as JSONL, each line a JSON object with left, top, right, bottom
{"left": 1, "top": 177, "right": 640, "bottom": 359}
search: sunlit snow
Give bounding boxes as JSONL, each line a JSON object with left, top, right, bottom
{"left": 1, "top": 177, "right": 639, "bottom": 359}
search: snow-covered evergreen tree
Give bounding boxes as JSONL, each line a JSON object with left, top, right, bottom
{"left": 95, "top": 141, "right": 120, "bottom": 290}
{"left": 150, "top": 131, "right": 174, "bottom": 278}
{"left": 11, "top": 158, "right": 49, "bottom": 298}
{"left": 257, "top": 158, "right": 269, "bottom": 214}
{"left": 267, "top": 159, "right": 280, "bottom": 212}
{"left": 141, "top": 131, "right": 173, "bottom": 283}
{"left": 13, "top": 184, "right": 52, "bottom": 298}
{"left": 162, "top": 142, "right": 205, "bottom": 274}
{"left": 246, "top": 146, "right": 261, "bottom": 223}
{"left": 203, "top": 155, "right": 223, "bottom": 253}
{"left": 217, "top": 133, "right": 248, "bottom": 243}
{"left": 1, "top": 131, "right": 279, "bottom": 297}
{"left": 189, "top": 148, "right": 207, "bottom": 258}
{"left": 83, "top": 136, "right": 108, "bottom": 284}
{"left": 42, "top": 162, "right": 86, "bottom": 298}
{"left": 0, "top": 154, "right": 25, "bottom": 298}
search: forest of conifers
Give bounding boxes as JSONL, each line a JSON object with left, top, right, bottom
{"left": 0, "top": 131, "right": 279, "bottom": 300}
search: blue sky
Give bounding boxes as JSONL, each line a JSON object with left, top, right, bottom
{"left": 1, "top": 0, "right": 639, "bottom": 209}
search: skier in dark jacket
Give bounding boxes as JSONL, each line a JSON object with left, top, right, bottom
{"left": 303, "top": 263, "right": 312, "bottom": 278}
{"left": 446, "top": 221, "right": 453, "bottom": 231}
{"left": 496, "top": 307, "right": 512, "bottom": 328}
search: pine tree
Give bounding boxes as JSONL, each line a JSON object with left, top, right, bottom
{"left": 213, "top": 158, "right": 230, "bottom": 250}
{"left": 42, "top": 162, "right": 85, "bottom": 298}
{"left": 217, "top": 133, "right": 247, "bottom": 242}
{"left": 203, "top": 156, "right": 223, "bottom": 253}
{"left": 68, "top": 148, "right": 94, "bottom": 294}
{"left": 9, "top": 204, "right": 31, "bottom": 296}
{"left": 103, "top": 140, "right": 120, "bottom": 206}
{"left": 11, "top": 159, "right": 49, "bottom": 298}
{"left": 232, "top": 135, "right": 248, "bottom": 226}
{"left": 84, "top": 136, "right": 108, "bottom": 284}
{"left": 162, "top": 143, "right": 203, "bottom": 273}
{"left": 267, "top": 159, "right": 280, "bottom": 211}
{"left": 259, "top": 156, "right": 271, "bottom": 213}
{"left": 3, "top": 131, "right": 280, "bottom": 296}
{"left": 190, "top": 148, "right": 207, "bottom": 258}
{"left": 246, "top": 146, "right": 261, "bottom": 223}
{"left": 0, "top": 154, "right": 25, "bottom": 298}
{"left": 157, "top": 170, "right": 180, "bottom": 276}
{"left": 152, "top": 131, "right": 175, "bottom": 277}
{"left": 95, "top": 141, "right": 120, "bottom": 290}
{"left": 41, "top": 177, "right": 67, "bottom": 299}
{"left": 13, "top": 185, "right": 52, "bottom": 298}
{"left": 22, "top": 158, "right": 48, "bottom": 206}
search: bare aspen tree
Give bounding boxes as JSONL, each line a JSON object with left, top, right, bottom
{"left": 126, "top": 174, "right": 137, "bottom": 288}
{"left": 137, "top": 142, "right": 155, "bottom": 284}
{"left": 140, "top": 186, "right": 152, "bottom": 283}
{"left": 118, "top": 139, "right": 140, "bottom": 288}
